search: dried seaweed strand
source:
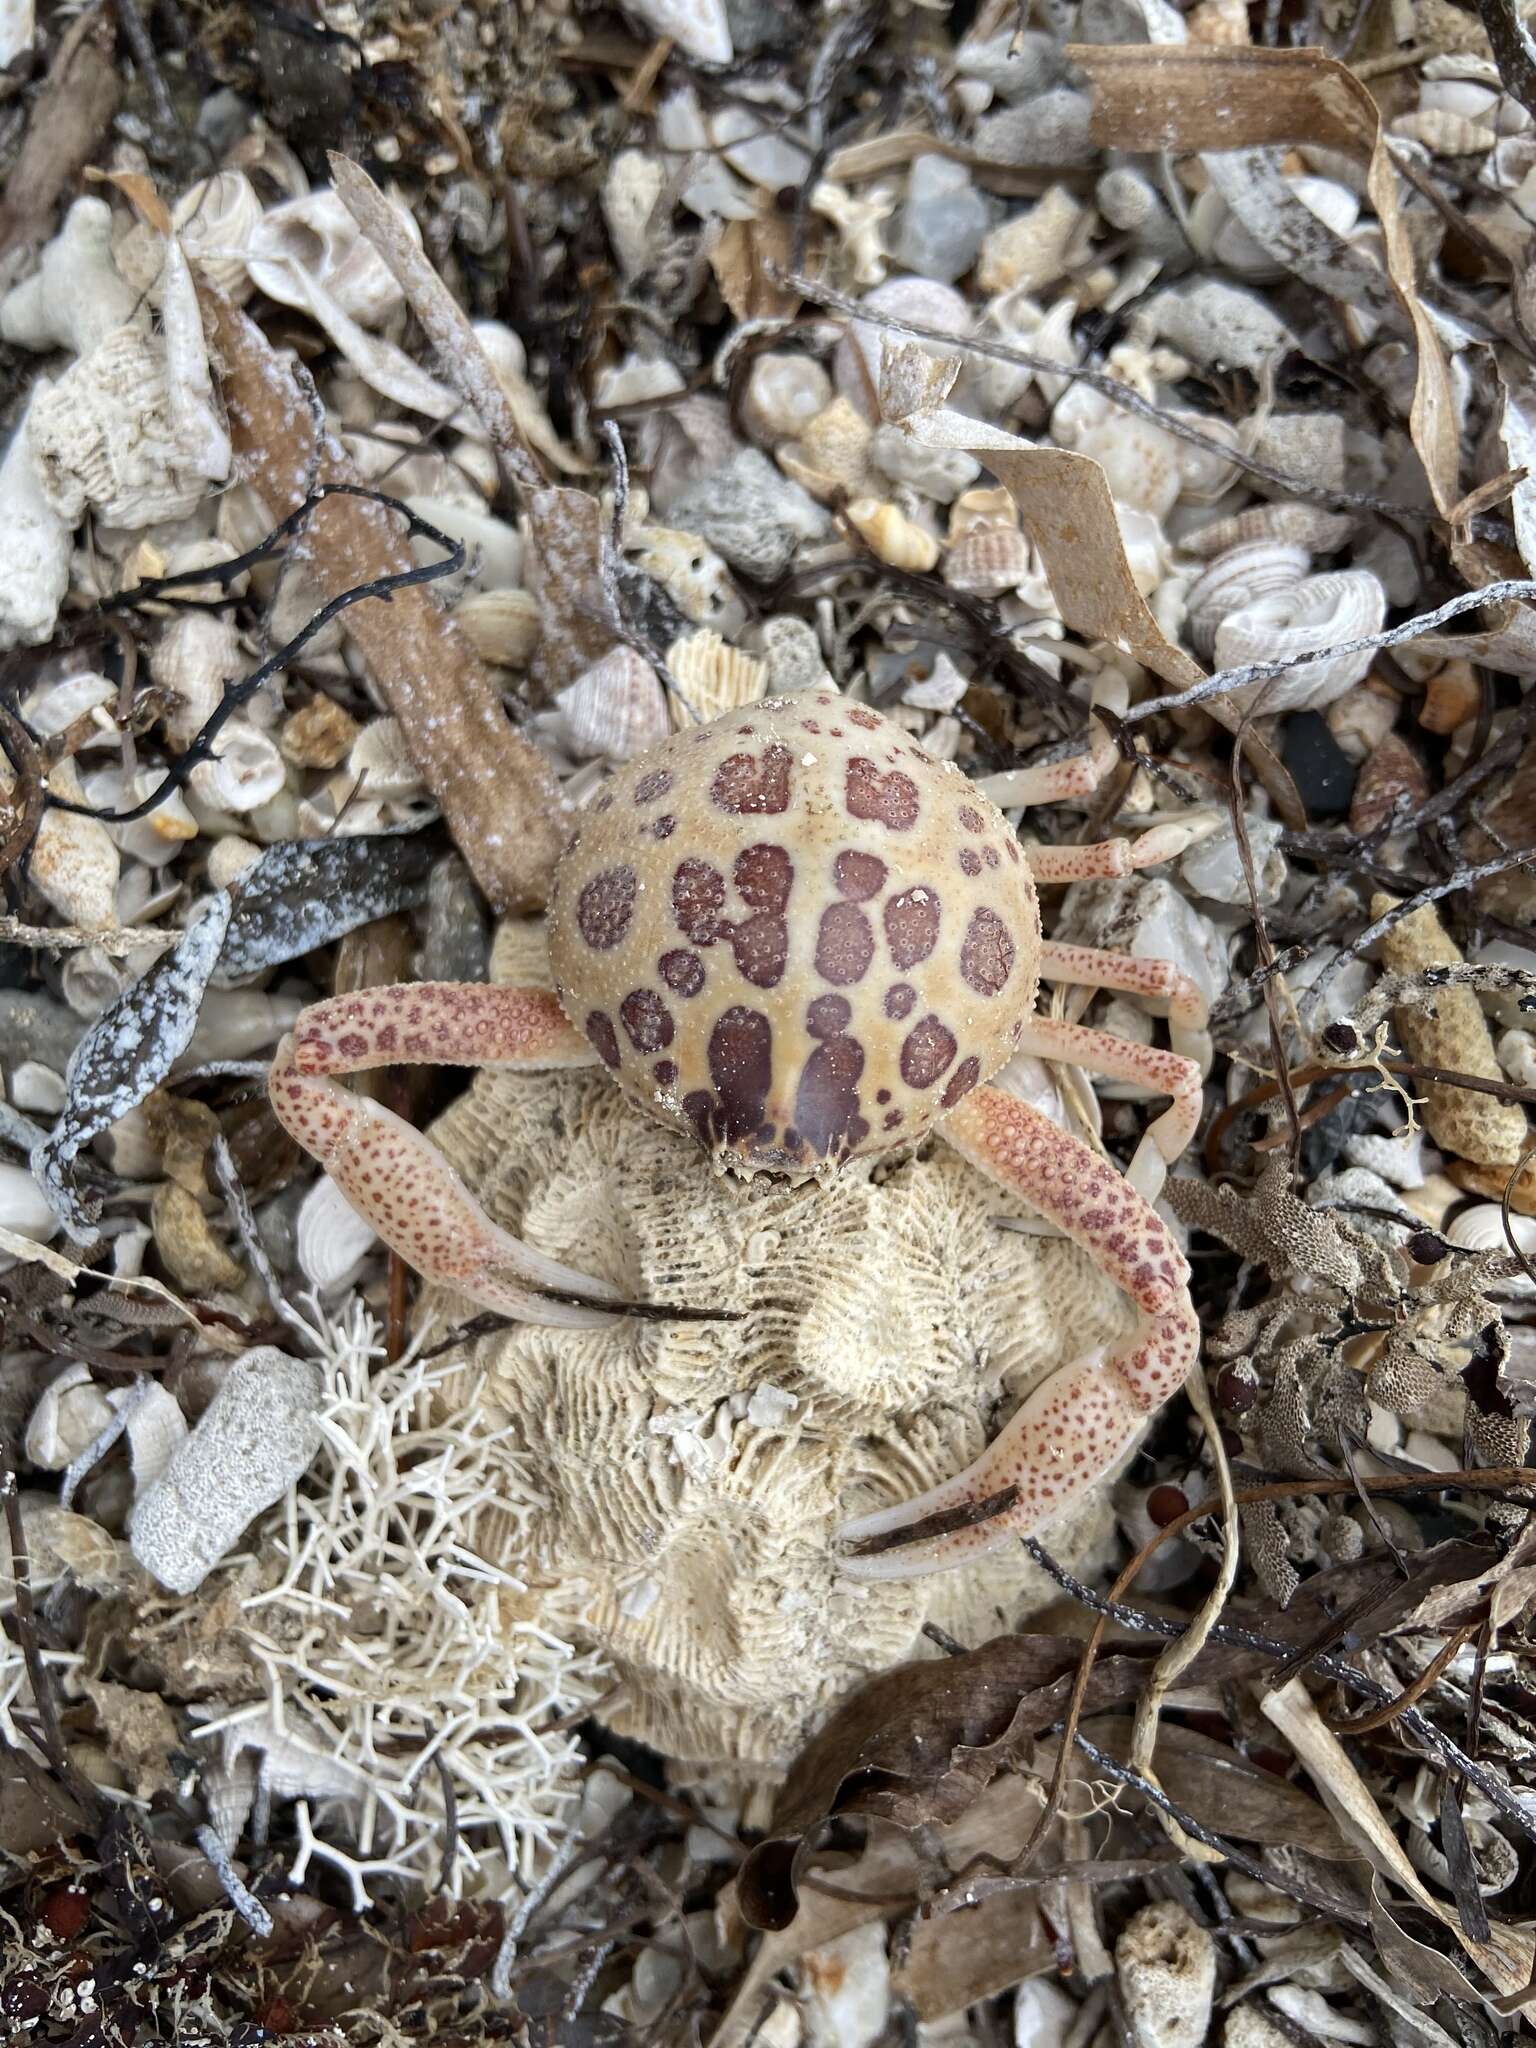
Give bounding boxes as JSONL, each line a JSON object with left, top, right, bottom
{"left": 1327, "top": 1619, "right": 1480, "bottom": 1736}
{"left": 1128, "top": 581, "right": 1536, "bottom": 727}
{"left": 1302, "top": 851, "right": 1536, "bottom": 1015}
{"left": 0, "top": 1438, "right": 68, "bottom": 1772}
{"left": 49, "top": 487, "right": 463, "bottom": 827}
{"left": 1476, "top": 0, "right": 1536, "bottom": 124}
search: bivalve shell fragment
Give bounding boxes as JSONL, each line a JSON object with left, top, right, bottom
{"left": 666, "top": 630, "right": 768, "bottom": 725}
{"left": 555, "top": 646, "right": 671, "bottom": 761}
{"left": 297, "top": 1172, "right": 379, "bottom": 1294}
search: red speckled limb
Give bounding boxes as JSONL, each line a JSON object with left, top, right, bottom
{"left": 1037, "top": 941, "right": 1209, "bottom": 1043}
{"left": 270, "top": 983, "right": 620, "bottom": 1329}
{"left": 1024, "top": 821, "right": 1205, "bottom": 885}
{"left": 1011, "top": 1012, "right": 1203, "bottom": 1205}
{"left": 836, "top": 1085, "right": 1199, "bottom": 1580}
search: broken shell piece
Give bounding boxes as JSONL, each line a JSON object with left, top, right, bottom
{"left": 1390, "top": 109, "right": 1497, "bottom": 153}
{"left": 1213, "top": 568, "right": 1386, "bottom": 713}
{"left": 30, "top": 327, "right": 219, "bottom": 528}
{"left": 453, "top": 588, "right": 542, "bottom": 670}
{"left": 602, "top": 149, "right": 666, "bottom": 279}
{"left": 1348, "top": 733, "right": 1430, "bottom": 836}
{"left": 246, "top": 187, "right": 410, "bottom": 327}
{"left": 0, "top": 393, "right": 73, "bottom": 651}
{"left": 1074, "top": 412, "right": 1184, "bottom": 519}
{"left": 22, "top": 669, "right": 114, "bottom": 741}
{"left": 129, "top": 1348, "right": 324, "bottom": 1595}
{"left": 280, "top": 696, "right": 361, "bottom": 771}
{"left": 1186, "top": 541, "right": 1311, "bottom": 657}
{"left": 297, "top": 1172, "right": 378, "bottom": 1294}
{"left": 29, "top": 759, "right": 119, "bottom": 930}
{"left": 157, "top": 609, "right": 243, "bottom": 752}
{"left": 188, "top": 721, "right": 287, "bottom": 815}
{"left": 206, "top": 837, "right": 261, "bottom": 889}
{"left": 348, "top": 717, "right": 423, "bottom": 801}
{"left": 1326, "top": 674, "right": 1399, "bottom": 761}
{"left": 870, "top": 421, "right": 979, "bottom": 502}
{"left": 835, "top": 276, "right": 972, "bottom": 416}
{"left": 945, "top": 523, "right": 1034, "bottom": 596}
{"left": 777, "top": 396, "right": 876, "bottom": 501}
{"left": 630, "top": 526, "right": 746, "bottom": 636}
{"left": 976, "top": 186, "right": 1088, "bottom": 295}
{"left": 0, "top": 197, "right": 141, "bottom": 356}
{"left": 948, "top": 484, "right": 1018, "bottom": 539}
{"left": 1445, "top": 1203, "right": 1536, "bottom": 1272}
{"left": 741, "top": 352, "right": 834, "bottom": 448}
{"left": 151, "top": 1183, "right": 246, "bottom": 1297}
{"left": 667, "top": 630, "right": 768, "bottom": 724}
{"left": 555, "top": 647, "right": 671, "bottom": 762}
{"left": 172, "top": 172, "right": 263, "bottom": 300}
{"left": 1116, "top": 1901, "right": 1216, "bottom": 2048}
{"left": 1144, "top": 277, "right": 1299, "bottom": 372}
{"left": 844, "top": 497, "right": 940, "bottom": 572}
{"left": 1419, "top": 658, "right": 1480, "bottom": 734}
{"left": 624, "top": 0, "right": 731, "bottom": 62}
{"left": 25, "top": 1363, "right": 114, "bottom": 1471}
{"left": 11, "top": 1062, "right": 65, "bottom": 1114}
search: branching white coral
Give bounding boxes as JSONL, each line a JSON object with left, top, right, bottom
{"left": 215, "top": 1296, "right": 606, "bottom": 1904}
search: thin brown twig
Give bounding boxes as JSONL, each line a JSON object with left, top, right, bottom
{"left": 1326, "top": 1619, "right": 1480, "bottom": 1735}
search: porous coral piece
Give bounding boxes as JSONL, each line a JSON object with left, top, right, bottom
{"left": 1115, "top": 1900, "right": 1217, "bottom": 2048}
{"left": 1373, "top": 894, "right": 1530, "bottom": 1169}
{"left": 426, "top": 922, "right": 1126, "bottom": 1766}
{"left": 130, "top": 1347, "right": 323, "bottom": 1594}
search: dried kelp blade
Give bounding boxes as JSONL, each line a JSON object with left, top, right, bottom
{"left": 214, "top": 824, "right": 450, "bottom": 982}
{"left": 32, "top": 891, "right": 232, "bottom": 1241}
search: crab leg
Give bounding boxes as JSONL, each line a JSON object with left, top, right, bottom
{"left": 1024, "top": 823, "right": 1204, "bottom": 884}
{"left": 1038, "top": 938, "right": 1211, "bottom": 1061}
{"left": 269, "top": 983, "right": 625, "bottom": 1328}
{"left": 1011, "top": 1013, "right": 1203, "bottom": 1205}
{"left": 836, "top": 1086, "right": 1199, "bottom": 1580}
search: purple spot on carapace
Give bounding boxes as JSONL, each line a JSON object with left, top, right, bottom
{"left": 884, "top": 982, "right": 917, "bottom": 1020}
{"left": 900, "top": 1014, "right": 957, "bottom": 1089}
{"left": 576, "top": 866, "right": 637, "bottom": 950}
{"left": 660, "top": 949, "right": 705, "bottom": 996}
{"left": 585, "top": 1011, "right": 621, "bottom": 1068}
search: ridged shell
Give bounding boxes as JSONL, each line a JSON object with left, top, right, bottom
{"left": 556, "top": 646, "right": 671, "bottom": 761}
{"left": 454, "top": 587, "right": 542, "bottom": 669}
{"left": 1446, "top": 1202, "right": 1536, "bottom": 1271}
{"left": 1186, "top": 540, "right": 1310, "bottom": 656}
{"left": 348, "top": 717, "right": 422, "bottom": 800}
{"left": 844, "top": 497, "right": 941, "bottom": 573}
{"left": 1182, "top": 500, "right": 1356, "bottom": 560}
{"left": 944, "top": 524, "right": 1034, "bottom": 596}
{"left": 156, "top": 611, "right": 243, "bottom": 751}
{"left": 1390, "top": 110, "right": 1496, "bottom": 153}
{"left": 666, "top": 629, "right": 768, "bottom": 725}
{"left": 1213, "top": 568, "right": 1388, "bottom": 713}
{"left": 297, "top": 1172, "right": 378, "bottom": 1294}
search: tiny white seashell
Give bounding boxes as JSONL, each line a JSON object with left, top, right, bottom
{"left": 0, "top": 391, "right": 74, "bottom": 652}
{"left": 188, "top": 720, "right": 287, "bottom": 816}
{"left": 348, "top": 717, "right": 422, "bottom": 800}
{"left": 1164, "top": 412, "right": 1245, "bottom": 504}
{"left": 1074, "top": 412, "right": 1184, "bottom": 519}
{"left": 1213, "top": 568, "right": 1387, "bottom": 713}
{"left": 624, "top": 0, "right": 731, "bottom": 63}
{"left": 870, "top": 421, "right": 979, "bottom": 502}
{"left": 1186, "top": 540, "right": 1311, "bottom": 656}
{"left": 555, "top": 646, "right": 671, "bottom": 761}
{"left": 844, "top": 497, "right": 941, "bottom": 573}
{"left": 944, "top": 523, "right": 1034, "bottom": 596}
{"left": 407, "top": 495, "right": 523, "bottom": 589}
{"left": 23, "top": 670, "right": 114, "bottom": 741}
{"left": 603, "top": 149, "right": 666, "bottom": 279}
{"left": 157, "top": 610, "right": 244, "bottom": 751}
{"left": 1116, "top": 504, "right": 1166, "bottom": 600}
{"left": 1419, "top": 79, "right": 1500, "bottom": 122}
{"left": 1390, "top": 109, "right": 1497, "bottom": 153}
{"left": 1182, "top": 500, "right": 1356, "bottom": 559}
{"left": 30, "top": 326, "right": 218, "bottom": 528}
{"left": 121, "top": 1380, "right": 189, "bottom": 1497}
{"left": 206, "top": 836, "right": 262, "bottom": 890}
{"left": 297, "top": 1172, "right": 379, "bottom": 1294}
{"left": 667, "top": 631, "right": 769, "bottom": 725}
{"left": 741, "top": 353, "right": 833, "bottom": 448}
{"left": 202, "top": 1753, "right": 257, "bottom": 1853}
{"left": 172, "top": 172, "right": 263, "bottom": 301}
{"left": 0, "top": 1159, "right": 61, "bottom": 1252}
{"left": 1499, "top": 1028, "right": 1536, "bottom": 1089}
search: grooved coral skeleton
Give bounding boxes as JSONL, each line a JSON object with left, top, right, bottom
{"left": 269, "top": 693, "right": 1208, "bottom": 1578}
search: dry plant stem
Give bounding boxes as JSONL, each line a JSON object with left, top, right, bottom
{"left": 1475, "top": 0, "right": 1536, "bottom": 124}
{"left": 1231, "top": 722, "right": 1303, "bottom": 1171}
{"left": 0, "top": 1441, "right": 67, "bottom": 1773}
{"left": 199, "top": 286, "right": 566, "bottom": 913}
{"left": 0, "top": 5, "right": 120, "bottom": 271}
{"left": 1028, "top": 1467, "right": 1536, "bottom": 1875}
{"left": 1327, "top": 1619, "right": 1481, "bottom": 1736}
{"left": 327, "top": 154, "right": 546, "bottom": 501}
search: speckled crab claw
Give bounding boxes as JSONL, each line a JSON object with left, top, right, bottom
{"left": 835, "top": 1084, "right": 1200, "bottom": 1579}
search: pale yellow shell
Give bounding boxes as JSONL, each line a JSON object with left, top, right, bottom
{"left": 453, "top": 587, "right": 542, "bottom": 670}
{"left": 844, "top": 497, "right": 941, "bottom": 573}
{"left": 777, "top": 396, "right": 875, "bottom": 502}
{"left": 948, "top": 484, "right": 1018, "bottom": 539}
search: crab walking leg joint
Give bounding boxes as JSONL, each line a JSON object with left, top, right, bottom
{"left": 268, "top": 984, "right": 621, "bottom": 1327}
{"left": 835, "top": 1086, "right": 1200, "bottom": 1580}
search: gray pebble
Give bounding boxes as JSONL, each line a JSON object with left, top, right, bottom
{"left": 973, "top": 87, "right": 1096, "bottom": 169}
{"left": 669, "top": 448, "right": 828, "bottom": 581}
{"left": 894, "top": 155, "right": 991, "bottom": 285}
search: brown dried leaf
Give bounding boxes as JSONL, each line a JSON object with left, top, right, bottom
{"left": 708, "top": 214, "right": 803, "bottom": 323}
{"left": 891, "top": 1891, "right": 1053, "bottom": 2019}
{"left": 525, "top": 485, "right": 617, "bottom": 696}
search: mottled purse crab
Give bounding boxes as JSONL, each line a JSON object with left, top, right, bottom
{"left": 270, "top": 693, "right": 1208, "bottom": 1579}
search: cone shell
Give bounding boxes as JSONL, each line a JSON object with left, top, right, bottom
{"left": 666, "top": 630, "right": 769, "bottom": 725}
